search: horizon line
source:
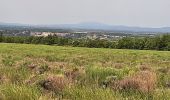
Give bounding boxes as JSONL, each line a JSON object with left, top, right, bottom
{"left": 0, "top": 21, "right": 170, "bottom": 29}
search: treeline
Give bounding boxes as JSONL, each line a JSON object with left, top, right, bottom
{"left": 118, "top": 35, "right": 170, "bottom": 50}
{"left": 0, "top": 34, "right": 170, "bottom": 51}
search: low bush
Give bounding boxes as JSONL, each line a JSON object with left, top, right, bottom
{"left": 112, "top": 71, "right": 157, "bottom": 93}
{"left": 40, "top": 75, "right": 70, "bottom": 93}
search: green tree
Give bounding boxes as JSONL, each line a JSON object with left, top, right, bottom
{"left": 0, "top": 31, "right": 3, "bottom": 42}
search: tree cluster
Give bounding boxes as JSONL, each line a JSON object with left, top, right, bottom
{"left": 0, "top": 33, "right": 169, "bottom": 51}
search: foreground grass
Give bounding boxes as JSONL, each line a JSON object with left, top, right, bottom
{"left": 0, "top": 43, "right": 170, "bottom": 100}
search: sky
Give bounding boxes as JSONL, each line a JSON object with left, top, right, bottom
{"left": 0, "top": 0, "right": 170, "bottom": 27}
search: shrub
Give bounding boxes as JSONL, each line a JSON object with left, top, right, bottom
{"left": 40, "top": 75, "right": 70, "bottom": 93}
{"left": 112, "top": 71, "right": 157, "bottom": 93}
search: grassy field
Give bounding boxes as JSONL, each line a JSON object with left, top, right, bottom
{"left": 0, "top": 43, "right": 170, "bottom": 100}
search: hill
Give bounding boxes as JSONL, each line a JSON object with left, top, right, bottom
{"left": 1, "top": 22, "right": 170, "bottom": 33}
{"left": 0, "top": 43, "right": 170, "bottom": 99}
{"left": 47, "top": 22, "right": 170, "bottom": 33}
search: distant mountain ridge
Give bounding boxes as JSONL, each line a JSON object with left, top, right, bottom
{"left": 0, "top": 22, "right": 170, "bottom": 33}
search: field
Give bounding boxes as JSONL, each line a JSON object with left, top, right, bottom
{"left": 0, "top": 43, "right": 170, "bottom": 100}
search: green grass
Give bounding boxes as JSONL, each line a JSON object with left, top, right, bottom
{"left": 0, "top": 43, "right": 170, "bottom": 100}
{"left": 0, "top": 84, "right": 40, "bottom": 100}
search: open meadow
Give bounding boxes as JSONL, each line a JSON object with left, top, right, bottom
{"left": 0, "top": 43, "right": 170, "bottom": 100}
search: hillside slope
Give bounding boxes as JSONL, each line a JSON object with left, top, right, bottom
{"left": 0, "top": 43, "right": 170, "bottom": 100}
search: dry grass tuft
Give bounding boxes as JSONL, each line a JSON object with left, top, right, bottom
{"left": 24, "top": 75, "right": 38, "bottom": 85}
{"left": 0, "top": 75, "right": 10, "bottom": 84}
{"left": 112, "top": 70, "right": 157, "bottom": 93}
{"left": 40, "top": 75, "right": 70, "bottom": 92}
{"left": 158, "top": 67, "right": 170, "bottom": 74}
{"left": 139, "top": 64, "right": 152, "bottom": 71}
{"left": 114, "top": 63, "right": 124, "bottom": 69}
{"left": 64, "top": 67, "right": 85, "bottom": 81}
{"left": 165, "top": 81, "right": 170, "bottom": 88}
{"left": 27, "top": 64, "right": 37, "bottom": 70}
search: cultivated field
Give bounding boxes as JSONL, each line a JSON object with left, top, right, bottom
{"left": 0, "top": 43, "right": 170, "bottom": 100}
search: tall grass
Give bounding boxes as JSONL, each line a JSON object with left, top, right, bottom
{"left": 0, "top": 84, "right": 40, "bottom": 100}
{"left": 64, "top": 86, "right": 122, "bottom": 100}
{"left": 0, "top": 43, "right": 169, "bottom": 99}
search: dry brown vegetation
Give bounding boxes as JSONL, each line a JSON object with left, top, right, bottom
{"left": 114, "top": 63, "right": 124, "bottom": 69}
{"left": 40, "top": 75, "right": 70, "bottom": 92}
{"left": 0, "top": 75, "right": 10, "bottom": 84}
{"left": 158, "top": 67, "right": 170, "bottom": 74}
{"left": 139, "top": 64, "right": 152, "bottom": 71}
{"left": 112, "top": 70, "right": 157, "bottom": 92}
{"left": 64, "top": 67, "right": 86, "bottom": 81}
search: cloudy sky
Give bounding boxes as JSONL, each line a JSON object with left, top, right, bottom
{"left": 0, "top": 0, "right": 170, "bottom": 27}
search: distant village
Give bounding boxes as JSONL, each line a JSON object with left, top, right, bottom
{"left": 30, "top": 31, "right": 129, "bottom": 40}
{"left": 1, "top": 29, "right": 157, "bottom": 40}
